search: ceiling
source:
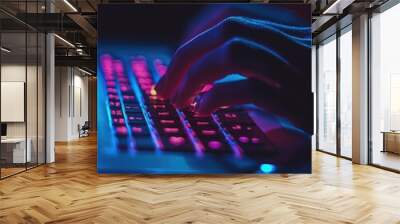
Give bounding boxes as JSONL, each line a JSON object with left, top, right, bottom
{"left": 0, "top": 0, "right": 391, "bottom": 73}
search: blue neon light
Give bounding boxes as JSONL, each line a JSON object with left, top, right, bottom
{"left": 260, "top": 164, "right": 276, "bottom": 173}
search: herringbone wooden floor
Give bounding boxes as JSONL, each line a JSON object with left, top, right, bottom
{"left": 1, "top": 135, "right": 400, "bottom": 224}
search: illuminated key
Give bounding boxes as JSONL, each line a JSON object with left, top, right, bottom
{"left": 168, "top": 136, "right": 185, "bottom": 146}
{"left": 164, "top": 127, "right": 180, "bottom": 134}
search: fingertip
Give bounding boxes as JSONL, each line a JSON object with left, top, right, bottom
{"left": 195, "top": 94, "right": 214, "bottom": 115}
{"left": 155, "top": 78, "right": 167, "bottom": 96}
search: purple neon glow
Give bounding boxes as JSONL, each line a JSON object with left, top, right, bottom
{"left": 169, "top": 136, "right": 185, "bottom": 146}
{"left": 113, "top": 118, "right": 124, "bottom": 125}
{"left": 201, "top": 129, "right": 216, "bottom": 136}
{"left": 196, "top": 121, "right": 209, "bottom": 126}
{"left": 116, "top": 126, "right": 128, "bottom": 136}
{"left": 154, "top": 59, "right": 167, "bottom": 77}
{"left": 160, "top": 119, "right": 175, "bottom": 125}
{"left": 123, "top": 95, "right": 135, "bottom": 101}
{"left": 164, "top": 127, "right": 179, "bottom": 134}
{"left": 251, "top": 137, "right": 261, "bottom": 144}
{"left": 132, "top": 127, "right": 143, "bottom": 134}
{"left": 239, "top": 136, "right": 250, "bottom": 144}
{"left": 231, "top": 124, "right": 242, "bottom": 131}
{"left": 101, "top": 54, "right": 113, "bottom": 78}
{"left": 208, "top": 140, "right": 222, "bottom": 150}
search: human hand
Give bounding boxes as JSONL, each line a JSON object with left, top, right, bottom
{"left": 155, "top": 15, "right": 312, "bottom": 133}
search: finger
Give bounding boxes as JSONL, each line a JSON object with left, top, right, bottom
{"left": 184, "top": 5, "right": 310, "bottom": 43}
{"left": 196, "top": 79, "right": 313, "bottom": 133}
{"left": 195, "top": 79, "right": 261, "bottom": 115}
{"left": 155, "top": 16, "right": 310, "bottom": 98}
{"left": 172, "top": 37, "right": 302, "bottom": 108}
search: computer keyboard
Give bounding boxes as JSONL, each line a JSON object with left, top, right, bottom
{"left": 98, "top": 53, "right": 276, "bottom": 173}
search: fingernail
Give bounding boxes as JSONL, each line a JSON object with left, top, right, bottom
{"left": 193, "top": 93, "right": 205, "bottom": 112}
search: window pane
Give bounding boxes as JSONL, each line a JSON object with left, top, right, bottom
{"left": 318, "top": 37, "right": 337, "bottom": 154}
{"left": 371, "top": 3, "right": 400, "bottom": 171}
{"left": 1, "top": 31, "right": 27, "bottom": 177}
{"left": 340, "top": 29, "right": 352, "bottom": 158}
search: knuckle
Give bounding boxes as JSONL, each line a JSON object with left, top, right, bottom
{"left": 220, "top": 16, "right": 244, "bottom": 37}
{"left": 225, "top": 38, "right": 248, "bottom": 62}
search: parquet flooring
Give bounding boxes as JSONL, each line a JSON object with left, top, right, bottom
{"left": 1, "top": 135, "right": 400, "bottom": 224}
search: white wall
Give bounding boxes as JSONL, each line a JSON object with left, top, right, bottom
{"left": 54, "top": 67, "right": 89, "bottom": 141}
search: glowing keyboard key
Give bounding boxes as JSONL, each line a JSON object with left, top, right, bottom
{"left": 106, "top": 81, "right": 116, "bottom": 87}
{"left": 152, "top": 104, "right": 166, "bottom": 109}
{"left": 224, "top": 113, "right": 237, "bottom": 119}
{"left": 196, "top": 121, "right": 209, "bottom": 126}
{"left": 169, "top": 136, "right": 185, "bottom": 146}
{"left": 160, "top": 119, "right": 175, "bottom": 124}
{"left": 132, "top": 127, "right": 143, "bottom": 134}
{"left": 208, "top": 140, "right": 222, "bottom": 150}
{"left": 201, "top": 130, "right": 216, "bottom": 136}
{"left": 231, "top": 124, "right": 242, "bottom": 131}
{"left": 164, "top": 127, "right": 179, "bottom": 134}
{"left": 123, "top": 95, "right": 135, "bottom": 101}
{"left": 128, "top": 116, "right": 144, "bottom": 121}
{"left": 158, "top": 112, "right": 170, "bottom": 116}
{"left": 239, "top": 136, "right": 250, "bottom": 143}
{"left": 251, "top": 137, "right": 261, "bottom": 144}
{"left": 138, "top": 78, "right": 153, "bottom": 85}
{"left": 114, "top": 60, "right": 124, "bottom": 74}
{"left": 111, "top": 110, "right": 122, "bottom": 116}
{"left": 113, "top": 118, "right": 125, "bottom": 125}
{"left": 116, "top": 126, "right": 128, "bottom": 136}
{"left": 107, "top": 88, "right": 117, "bottom": 93}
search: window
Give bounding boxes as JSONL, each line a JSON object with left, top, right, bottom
{"left": 370, "top": 3, "right": 400, "bottom": 171}
{"left": 0, "top": 1, "right": 47, "bottom": 179}
{"left": 339, "top": 28, "right": 352, "bottom": 158}
{"left": 318, "top": 36, "right": 337, "bottom": 154}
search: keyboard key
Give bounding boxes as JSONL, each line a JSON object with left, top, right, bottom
{"left": 113, "top": 118, "right": 125, "bottom": 126}
{"left": 196, "top": 121, "right": 211, "bottom": 126}
{"left": 216, "top": 110, "right": 253, "bottom": 124}
{"left": 181, "top": 110, "right": 232, "bottom": 154}
{"left": 163, "top": 127, "right": 180, "bottom": 134}
{"left": 131, "top": 125, "right": 149, "bottom": 136}
{"left": 116, "top": 126, "right": 128, "bottom": 137}
{"left": 168, "top": 136, "right": 185, "bottom": 146}
{"left": 201, "top": 129, "right": 217, "bottom": 136}
{"left": 127, "top": 115, "right": 146, "bottom": 125}
{"left": 150, "top": 111, "right": 178, "bottom": 119}
{"left": 204, "top": 139, "right": 231, "bottom": 153}
{"left": 161, "top": 135, "right": 193, "bottom": 151}
{"left": 238, "top": 136, "right": 250, "bottom": 144}
{"left": 125, "top": 105, "right": 142, "bottom": 114}
{"left": 208, "top": 140, "right": 222, "bottom": 150}
{"left": 159, "top": 119, "right": 176, "bottom": 125}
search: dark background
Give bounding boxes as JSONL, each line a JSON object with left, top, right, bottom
{"left": 98, "top": 4, "right": 311, "bottom": 49}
